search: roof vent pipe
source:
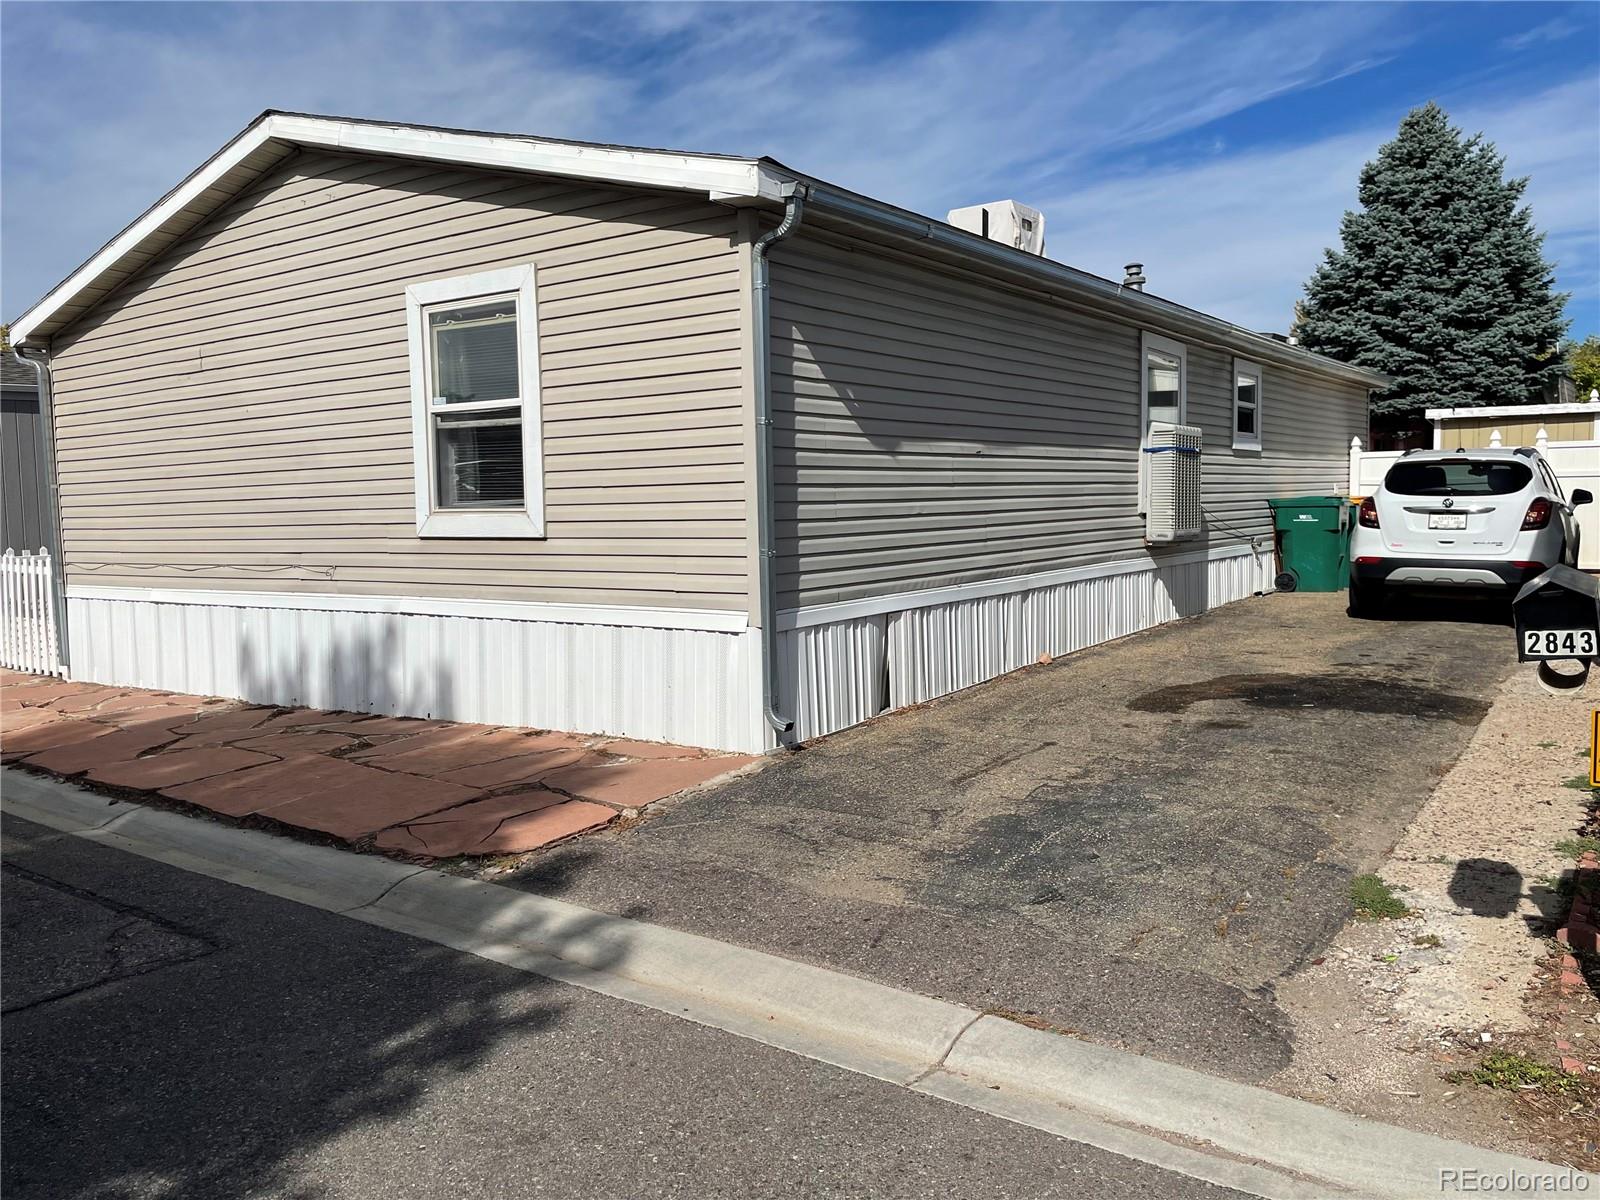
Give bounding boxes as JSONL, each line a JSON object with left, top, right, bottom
{"left": 1123, "top": 263, "right": 1146, "bottom": 291}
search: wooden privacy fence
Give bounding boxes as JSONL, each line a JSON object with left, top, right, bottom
{"left": 1, "top": 549, "right": 61, "bottom": 676}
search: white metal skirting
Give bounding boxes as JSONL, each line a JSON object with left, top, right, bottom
{"left": 778, "top": 546, "right": 1275, "bottom": 742}
{"left": 1, "top": 549, "right": 61, "bottom": 677}
{"left": 65, "top": 595, "right": 765, "bottom": 753}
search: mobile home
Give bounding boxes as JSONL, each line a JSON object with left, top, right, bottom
{"left": 8, "top": 112, "right": 1383, "bottom": 752}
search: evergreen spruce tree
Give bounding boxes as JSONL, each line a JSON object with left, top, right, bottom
{"left": 1298, "top": 103, "right": 1568, "bottom": 424}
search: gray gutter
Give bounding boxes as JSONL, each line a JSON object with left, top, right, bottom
{"left": 780, "top": 177, "right": 1390, "bottom": 391}
{"left": 11, "top": 344, "right": 70, "bottom": 673}
{"left": 750, "top": 186, "right": 807, "bottom": 740}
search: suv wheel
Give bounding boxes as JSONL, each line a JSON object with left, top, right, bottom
{"left": 1349, "top": 577, "right": 1384, "bottom": 618}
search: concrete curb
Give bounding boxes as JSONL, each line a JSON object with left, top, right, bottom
{"left": 4, "top": 769, "right": 1592, "bottom": 1200}
{"left": 2, "top": 769, "right": 423, "bottom": 913}
{"left": 358, "top": 868, "right": 979, "bottom": 1086}
{"left": 938, "top": 1014, "right": 1568, "bottom": 1199}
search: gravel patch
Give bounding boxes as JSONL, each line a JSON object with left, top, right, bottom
{"left": 1273, "top": 668, "right": 1598, "bottom": 1157}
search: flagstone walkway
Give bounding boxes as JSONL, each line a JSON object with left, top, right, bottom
{"left": 0, "top": 671, "right": 759, "bottom": 857}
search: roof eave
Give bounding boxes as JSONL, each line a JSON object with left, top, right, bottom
{"left": 793, "top": 179, "right": 1390, "bottom": 391}
{"left": 11, "top": 111, "right": 785, "bottom": 344}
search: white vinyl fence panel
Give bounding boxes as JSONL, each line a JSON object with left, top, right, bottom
{"left": 1, "top": 549, "right": 61, "bottom": 676}
{"left": 1544, "top": 442, "right": 1600, "bottom": 571}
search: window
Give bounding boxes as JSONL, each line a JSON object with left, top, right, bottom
{"left": 405, "top": 265, "right": 543, "bottom": 538}
{"left": 1138, "top": 333, "right": 1188, "bottom": 513}
{"left": 1232, "top": 358, "right": 1262, "bottom": 451}
{"left": 1140, "top": 333, "right": 1187, "bottom": 443}
{"left": 1383, "top": 459, "right": 1532, "bottom": 496}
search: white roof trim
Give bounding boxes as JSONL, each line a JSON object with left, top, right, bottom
{"left": 1426, "top": 402, "right": 1600, "bottom": 421}
{"left": 11, "top": 112, "right": 788, "bottom": 343}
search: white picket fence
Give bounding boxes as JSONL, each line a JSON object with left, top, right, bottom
{"left": 1, "top": 549, "right": 62, "bottom": 676}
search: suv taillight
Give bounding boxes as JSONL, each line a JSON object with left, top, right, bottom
{"left": 1357, "top": 496, "right": 1380, "bottom": 528}
{"left": 1522, "top": 498, "right": 1552, "bottom": 530}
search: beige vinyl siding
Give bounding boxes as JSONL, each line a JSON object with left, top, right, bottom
{"left": 1192, "top": 349, "right": 1367, "bottom": 542}
{"left": 48, "top": 152, "right": 751, "bottom": 611}
{"left": 771, "top": 230, "right": 1366, "bottom": 608}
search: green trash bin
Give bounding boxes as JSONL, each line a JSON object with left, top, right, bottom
{"left": 1267, "top": 495, "right": 1354, "bottom": 592}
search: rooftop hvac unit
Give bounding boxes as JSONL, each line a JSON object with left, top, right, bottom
{"left": 946, "top": 200, "right": 1046, "bottom": 255}
{"left": 1145, "top": 422, "right": 1203, "bottom": 543}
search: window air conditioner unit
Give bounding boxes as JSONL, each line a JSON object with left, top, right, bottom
{"left": 1145, "top": 422, "right": 1203, "bottom": 543}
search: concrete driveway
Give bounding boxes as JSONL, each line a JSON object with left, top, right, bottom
{"left": 503, "top": 591, "right": 1518, "bottom": 1083}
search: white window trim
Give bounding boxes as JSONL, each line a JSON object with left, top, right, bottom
{"left": 1232, "top": 357, "right": 1263, "bottom": 452}
{"left": 1139, "top": 332, "right": 1188, "bottom": 443}
{"left": 1139, "top": 332, "right": 1188, "bottom": 513}
{"left": 405, "top": 264, "right": 545, "bottom": 538}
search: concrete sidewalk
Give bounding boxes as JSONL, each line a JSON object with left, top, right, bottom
{"left": 0, "top": 672, "right": 757, "bottom": 857}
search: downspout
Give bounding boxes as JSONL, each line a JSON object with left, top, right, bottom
{"left": 12, "top": 343, "right": 70, "bottom": 673}
{"left": 751, "top": 185, "right": 807, "bottom": 739}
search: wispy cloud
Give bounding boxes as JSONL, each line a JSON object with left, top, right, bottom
{"left": 2, "top": 1, "right": 1594, "bottom": 339}
{"left": 1500, "top": 15, "right": 1582, "bottom": 51}
{"left": 1040, "top": 76, "right": 1600, "bottom": 334}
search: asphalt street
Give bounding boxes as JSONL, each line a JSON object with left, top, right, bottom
{"left": 0, "top": 811, "right": 1245, "bottom": 1200}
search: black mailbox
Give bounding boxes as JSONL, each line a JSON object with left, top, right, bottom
{"left": 1513, "top": 565, "right": 1600, "bottom": 662}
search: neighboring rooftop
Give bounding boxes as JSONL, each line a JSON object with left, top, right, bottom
{"left": 1, "top": 350, "right": 38, "bottom": 394}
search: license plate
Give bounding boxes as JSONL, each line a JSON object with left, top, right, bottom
{"left": 1522, "top": 629, "right": 1599, "bottom": 659}
{"left": 1428, "top": 513, "right": 1467, "bottom": 529}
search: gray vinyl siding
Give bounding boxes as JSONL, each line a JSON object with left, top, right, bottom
{"left": 771, "top": 231, "right": 1365, "bottom": 608}
{"left": 2, "top": 389, "right": 53, "bottom": 553}
{"left": 47, "top": 152, "right": 749, "bottom": 611}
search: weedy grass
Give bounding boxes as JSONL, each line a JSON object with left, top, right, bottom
{"left": 1454, "top": 1052, "right": 1583, "bottom": 1096}
{"left": 1553, "top": 836, "right": 1600, "bottom": 859}
{"left": 1351, "top": 874, "right": 1410, "bottom": 921}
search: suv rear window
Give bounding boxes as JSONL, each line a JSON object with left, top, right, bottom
{"left": 1384, "top": 459, "right": 1532, "bottom": 497}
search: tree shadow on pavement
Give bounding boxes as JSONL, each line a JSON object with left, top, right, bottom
{"left": 1447, "top": 857, "right": 1524, "bottom": 918}
{"left": 0, "top": 815, "right": 625, "bottom": 1200}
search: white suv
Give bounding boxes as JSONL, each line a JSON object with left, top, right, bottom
{"left": 1349, "top": 447, "right": 1591, "bottom": 615}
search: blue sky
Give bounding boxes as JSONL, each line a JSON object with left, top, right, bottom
{"left": 3, "top": 1, "right": 1597, "bottom": 338}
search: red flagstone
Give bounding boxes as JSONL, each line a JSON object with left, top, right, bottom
{"left": 243, "top": 708, "right": 362, "bottom": 734}
{"left": 592, "top": 738, "right": 706, "bottom": 761}
{"left": 3, "top": 672, "right": 758, "bottom": 853}
{"left": 230, "top": 731, "right": 360, "bottom": 757}
{"left": 434, "top": 747, "right": 594, "bottom": 790}
{"left": 1, "top": 707, "right": 66, "bottom": 734}
{"left": 373, "top": 788, "right": 569, "bottom": 856}
{"left": 356, "top": 727, "right": 583, "bottom": 776}
{"left": 61, "top": 690, "right": 199, "bottom": 718}
{"left": 22, "top": 726, "right": 179, "bottom": 775}
{"left": 164, "top": 707, "right": 278, "bottom": 744}
{"left": 541, "top": 755, "right": 756, "bottom": 808}
{"left": 92, "top": 704, "right": 213, "bottom": 731}
{"left": 47, "top": 688, "right": 147, "bottom": 715}
{"left": 260, "top": 774, "right": 484, "bottom": 840}
{"left": 87, "top": 747, "right": 275, "bottom": 790}
{"left": 375, "top": 791, "right": 612, "bottom": 857}
{"left": 313, "top": 716, "right": 452, "bottom": 739}
{"left": 9, "top": 681, "right": 113, "bottom": 705}
{"left": 163, "top": 755, "right": 364, "bottom": 817}
{"left": 480, "top": 801, "right": 615, "bottom": 853}
{"left": 3, "top": 715, "right": 117, "bottom": 757}
{"left": 165, "top": 752, "right": 480, "bottom": 838}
